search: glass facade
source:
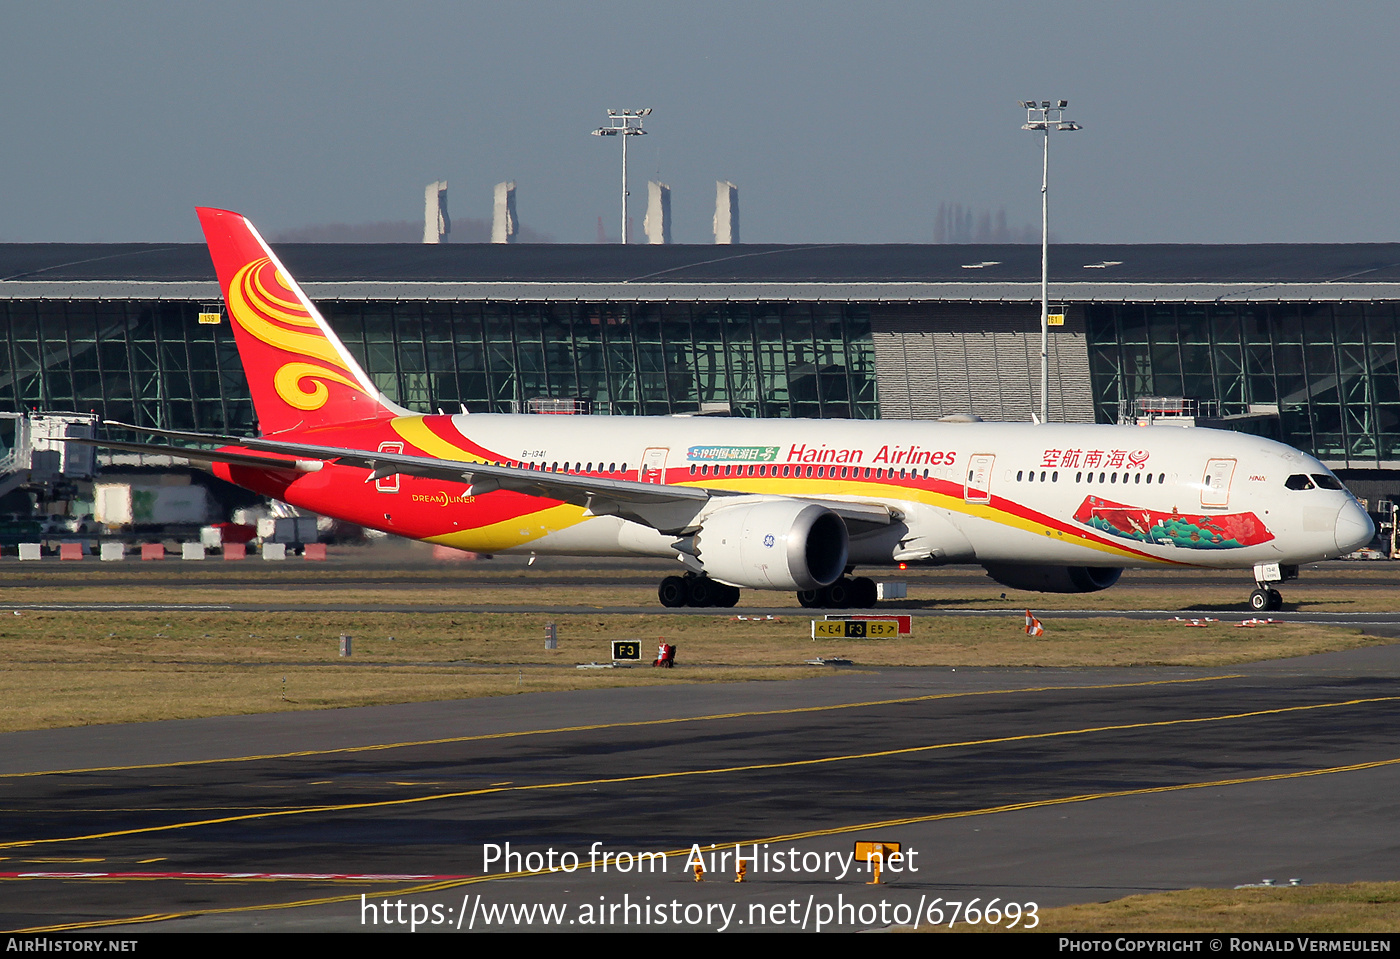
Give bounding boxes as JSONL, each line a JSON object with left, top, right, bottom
{"left": 1085, "top": 301, "right": 1400, "bottom": 462}
{"left": 0, "top": 298, "right": 879, "bottom": 433}
{"left": 7, "top": 293, "right": 1398, "bottom": 465}
{"left": 325, "top": 300, "right": 877, "bottom": 419}
{"left": 0, "top": 298, "right": 252, "bottom": 433}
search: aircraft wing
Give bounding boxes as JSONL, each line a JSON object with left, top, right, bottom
{"left": 89, "top": 437, "right": 331, "bottom": 475}
{"left": 91, "top": 424, "right": 897, "bottom": 535}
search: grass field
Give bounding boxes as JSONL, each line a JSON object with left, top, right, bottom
{"left": 0, "top": 603, "right": 1385, "bottom": 731}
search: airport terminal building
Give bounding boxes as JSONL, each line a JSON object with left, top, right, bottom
{"left": 4, "top": 241, "right": 1400, "bottom": 499}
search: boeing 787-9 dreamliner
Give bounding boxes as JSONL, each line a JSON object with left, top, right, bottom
{"left": 93, "top": 208, "right": 1375, "bottom": 611}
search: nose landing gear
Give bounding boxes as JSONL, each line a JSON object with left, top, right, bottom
{"left": 1249, "top": 562, "right": 1297, "bottom": 612}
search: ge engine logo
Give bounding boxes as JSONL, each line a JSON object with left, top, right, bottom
{"left": 763, "top": 534, "right": 775, "bottom": 548}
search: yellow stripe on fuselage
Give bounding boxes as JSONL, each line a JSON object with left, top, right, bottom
{"left": 424, "top": 503, "right": 588, "bottom": 553}
{"left": 391, "top": 416, "right": 485, "bottom": 462}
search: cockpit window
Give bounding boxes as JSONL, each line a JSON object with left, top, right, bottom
{"left": 1285, "top": 474, "right": 1315, "bottom": 490}
{"left": 1312, "top": 474, "right": 1343, "bottom": 490}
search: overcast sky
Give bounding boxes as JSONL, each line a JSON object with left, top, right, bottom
{"left": 3, "top": 2, "right": 1398, "bottom": 245}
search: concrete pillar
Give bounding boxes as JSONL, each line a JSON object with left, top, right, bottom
{"left": 492, "top": 181, "right": 518, "bottom": 243}
{"left": 423, "top": 180, "right": 449, "bottom": 244}
{"left": 714, "top": 181, "right": 739, "bottom": 244}
{"left": 644, "top": 181, "right": 671, "bottom": 244}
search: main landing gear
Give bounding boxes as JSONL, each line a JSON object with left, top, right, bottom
{"left": 658, "top": 573, "right": 741, "bottom": 609}
{"left": 797, "top": 576, "right": 878, "bottom": 609}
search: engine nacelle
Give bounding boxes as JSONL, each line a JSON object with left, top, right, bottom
{"left": 692, "top": 501, "right": 848, "bottom": 591}
{"left": 982, "top": 563, "right": 1123, "bottom": 594}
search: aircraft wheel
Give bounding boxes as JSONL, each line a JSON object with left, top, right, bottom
{"left": 1249, "top": 588, "right": 1271, "bottom": 611}
{"left": 686, "top": 575, "right": 715, "bottom": 607}
{"left": 797, "top": 588, "right": 825, "bottom": 608}
{"left": 825, "top": 578, "right": 853, "bottom": 609}
{"left": 1266, "top": 588, "right": 1284, "bottom": 611}
{"left": 851, "top": 577, "right": 878, "bottom": 608}
{"left": 715, "top": 584, "right": 741, "bottom": 608}
{"left": 658, "top": 576, "right": 688, "bottom": 608}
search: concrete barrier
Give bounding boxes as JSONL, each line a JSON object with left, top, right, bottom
{"left": 100, "top": 542, "right": 125, "bottom": 561}
{"left": 223, "top": 542, "right": 246, "bottom": 561}
{"left": 261, "top": 543, "right": 287, "bottom": 561}
{"left": 59, "top": 543, "right": 84, "bottom": 560}
{"left": 181, "top": 542, "right": 205, "bottom": 561}
{"left": 140, "top": 543, "right": 164, "bottom": 560}
{"left": 18, "top": 543, "right": 42, "bottom": 561}
{"left": 303, "top": 543, "right": 327, "bottom": 561}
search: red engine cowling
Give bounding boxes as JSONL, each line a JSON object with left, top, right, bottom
{"left": 693, "top": 501, "right": 849, "bottom": 590}
{"left": 982, "top": 564, "right": 1123, "bottom": 593}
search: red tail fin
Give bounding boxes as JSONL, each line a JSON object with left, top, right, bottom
{"left": 196, "top": 207, "right": 406, "bottom": 435}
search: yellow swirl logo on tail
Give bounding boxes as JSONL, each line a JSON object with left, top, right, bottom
{"left": 273, "top": 363, "right": 369, "bottom": 411}
{"left": 227, "top": 257, "right": 373, "bottom": 413}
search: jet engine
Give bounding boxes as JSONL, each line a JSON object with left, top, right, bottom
{"left": 982, "top": 563, "right": 1123, "bottom": 594}
{"left": 690, "top": 501, "right": 848, "bottom": 591}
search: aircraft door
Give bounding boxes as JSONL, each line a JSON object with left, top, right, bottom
{"left": 375, "top": 442, "right": 404, "bottom": 493}
{"left": 1200, "top": 458, "right": 1236, "bottom": 508}
{"left": 640, "top": 447, "right": 669, "bottom": 484}
{"left": 964, "top": 453, "right": 995, "bottom": 504}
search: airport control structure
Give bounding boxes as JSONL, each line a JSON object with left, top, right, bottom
{"left": 3, "top": 240, "right": 1400, "bottom": 510}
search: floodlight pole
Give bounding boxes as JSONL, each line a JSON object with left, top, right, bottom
{"left": 1020, "top": 100, "right": 1080, "bottom": 423}
{"left": 592, "top": 109, "right": 651, "bottom": 244}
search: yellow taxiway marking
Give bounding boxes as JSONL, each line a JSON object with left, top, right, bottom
{"left": 1, "top": 693, "right": 1394, "bottom": 853}
{"left": 0, "top": 675, "right": 1238, "bottom": 780}
{"left": 13, "top": 750, "right": 1400, "bottom": 934}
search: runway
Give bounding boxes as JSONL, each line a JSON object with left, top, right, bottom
{"left": 3, "top": 645, "right": 1400, "bottom": 932}
{"left": 4, "top": 555, "right": 1397, "bottom": 591}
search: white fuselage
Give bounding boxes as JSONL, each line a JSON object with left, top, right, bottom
{"left": 415, "top": 414, "right": 1373, "bottom": 571}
